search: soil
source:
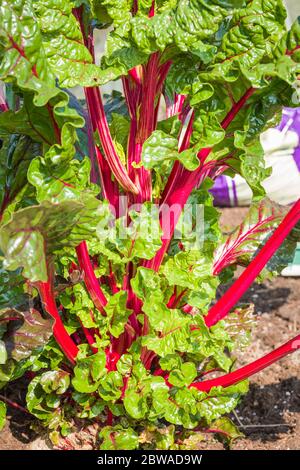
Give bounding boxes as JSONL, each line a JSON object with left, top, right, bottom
{"left": 0, "top": 207, "right": 299, "bottom": 451}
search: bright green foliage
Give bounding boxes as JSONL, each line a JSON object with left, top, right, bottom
{"left": 0, "top": 401, "right": 6, "bottom": 431}
{"left": 0, "top": 0, "right": 299, "bottom": 451}
{"left": 142, "top": 131, "right": 200, "bottom": 171}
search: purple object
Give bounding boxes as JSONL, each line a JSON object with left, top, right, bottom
{"left": 278, "top": 108, "right": 300, "bottom": 171}
{"left": 211, "top": 108, "right": 300, "bottom": 206}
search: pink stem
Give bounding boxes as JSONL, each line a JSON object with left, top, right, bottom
{"left": 149, "top": 0, "right": 155, "bottom": 17}
{"left": 190, "top": 333, "right": 300, "bottom": 392}
{"left": 146, "top": 88, "right": 255, "bottom": 271}
{"left": 73, "top": 7, "right": 137, "bottom": 196}
{"left": 165, "top": 93, "right": 186, "bottom": 119}
{"left": 286, "top": 45, "right": 300, "bottom": 56}
{"left": 76, "top": 241, "right": 107, "bottom": 314}
{"left": 0, "top": 394, "right": 31, "bottom": 415}
{"left": 205, "top": 198, "right": 300, "bottom": 327}
{"left": 0, "top": 88, "right": 9, "bottom": 112}
{"left": 85, "top": 87, "right": 138, "bottom": 195}
{"left": 80, "top": 322, "right": 98, "bottom": 354}
{"left": 108, "top": 261, "right": 120, "bottom": 294}
{"left": 37, "top": 281, "right": 78, "bottom": 364}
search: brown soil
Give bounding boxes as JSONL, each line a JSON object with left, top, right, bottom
{"left": 0, "top": 208, "right": 299, "bottom": 450}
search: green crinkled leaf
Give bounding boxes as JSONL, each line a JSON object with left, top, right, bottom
{"left": 0, "top": 199, "right": 100, "bottom": 281}
{"left": 0, "top": 263, "right": 28, "bottom": 310}
{"left": 100, "top": 0, "right": 226, "bottom": 81}
{"left": 98, "top": 370, "right": 123, "bottom": 402}
{"left": 124, "top": 388, "right": 148, "bottom": 420}
{"left": 0, "top": 359, "right": 16, "bottom": 389}
{"left": 26, "top": 373, "right": 62, "bottom": 420}
{"left": 34, "top": 0, "right": 107, "bottom": 88}
{"left": 39, "top": 369, "right": 70, "bottom": 395}
{"left": 214, "top": 198, "right": 300, "bottom": 278}
{"left": 0, "top": 308, "right": 54, "bottom": 361}
{"left": 1, "top": 229, "right": 48, "bottom": 281}
{"left": 72, "top": 351, "right": 106, "bottom": 393}
{"left": 163, "top": 250, "right": 213, "bottom": 291}
{"left": 97, "top": 202, "right": 162, "bottom": 262}
{"left": 159, "top": 354, "right": 182, "bottom": 372}
{"left": 60, "top": 283, "right": 96, "bottom": 329}
{"left": 109, "top": 112, "right": 130, "bottom": 153}
{"left": 131, "top": 267, "right": 162, "bottom": 301}
{"left": 124, "top": 374, "right": 168, "bottom": 420}
{"left": 91, "top": 0, "right": 132, "bottom": 33}
{"left": 0, "top": 341, "right": 7, "bottom": 365}
{"left": 195, "top": 382, "right": 249, "bottom": 423}
{"left": 0, "top": 134, "right": 40, "bottom": 213}
{"left": 209, "top": 0, "right": 287, "bottom": 82}
{"left": 141, "top": 130, "right": 199, "bottom": 171}
{"left": 28, "top": 156, "right": 98, "bottom": 204}
{"left": 142, "top": 300, "right": 191, "bottom": 357}
{"left": 0, "top": 400, "right": 7, "bottom": 431}
{"left": 0, "top": 0, "right": 55, "bottom": 100}
{"left": 210, "top": 416, "right": 244, "bottom": 447}
{"left": 104, "top": 291, "right": 132, "bottom": 338}
{"left": 0, "top": 96, "right": 56, "bottom": 146}
{"left": 99, "top": 425, "right": 139, "bottom": 450}
{"left": 191, "top": 110, "right": 225, "bottom": 147}
{"left": 168, "top": 362, "right": 197, "bottom": 387}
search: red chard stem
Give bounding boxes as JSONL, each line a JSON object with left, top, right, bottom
{"left": 205, "top": 198, "right": 300, "bottom": 327}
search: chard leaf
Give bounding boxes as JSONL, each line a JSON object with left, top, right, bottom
{"left": 0, "top": 135, "right": 40, "bottom": 213}
{"left": 223, "top": 304, "right": 256, "bottom": 350}
{"left": 98, "top": 371, "right": 124, "bottom": 401}
{"left": 104, "top": 291, "right": 132, "bottom": 338}
{"left": 208, "top": 0, "right": 287, "bottom": 82}
{"left": 210, "top": 416, "right": 243, "bottom": 447}
{"left": 123, "top": 387, "right": 149, "bottom": 420}
{"left": 131, "top": 267, "right": 163, "bottom": 301}
{"left": 126, "top": 376, "right": 168, "bottom": 421}
{"left": 60, "top": 283, "right": 96, "bottom": 329}
{"left": 195, "top": 382, "right": 249, "bottom": 422}
{"left": 72, "top": 351, "right": 106, "bottom": 393}
{"left": 213, "top": 198, "right": 289, "bottom": 274}
{"left": 168, "top": 362, "right": 197, "bottom": 387}
{"left": 141, "top": 301, "right": 191, "bottom": 357}
{"left": 163, "top": 251, "right": 213, "bottom": 291}
{"left": 139, "top": 425, "right": 175, "bottom": 450}
{"left": 28, "top": 156, "right": 98, "bottom": 203}
{"left": 34, "top": 0, "right": 106, "bottom": 87}
{"left": 142, "top": 130, "right": 199, "bottom": 171}
{"left": 0, "top": 264, "right": 28, "bottom": 310}
{"left": 97, "top": 202, "right": 162, "bottom": 262}
{"left": 99, "top": 425, "right": 139, "bottom": 450}
{"left": 0, "top": 0, "right": 55, "bottom": 101}
{"left": 0, "top": 342, "right": 7, "bottom": 365}
{"left": 26, "top": 373, "right": 64, "bottom": 421}
{"left": 39, "top": 369, "right": 70, "bottom": 395}
{"left": 0, "top": 308, "right": 53, "bottom": 361}
{"left": 0, "top": 400, "right": 6, "bottom": 431}
{"left": 0, "top": 199, "right": 100, "bottom": 282}
{"left": 90, "top": 0, "right": 132, "bottom": 33}
{"left": 191, "top": 110, "right": 225, "bottom": 147}
{"left": 109, "top": 113, "right": 130, "bottom": 155}
{"left": 0, "top": 96, "right": 57, "bottom": 146}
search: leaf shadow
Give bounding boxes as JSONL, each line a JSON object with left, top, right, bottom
{"left": 2, "top": 378, "right": 38, "bottom": 444}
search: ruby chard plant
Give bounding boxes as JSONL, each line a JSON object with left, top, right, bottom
{"left": 0, "top": 0, "right": 300, "bottom": 449}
